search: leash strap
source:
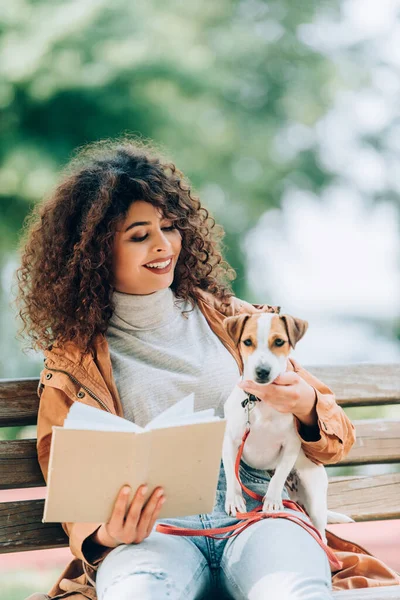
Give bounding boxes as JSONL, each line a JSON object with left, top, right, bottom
{"left": 156, "top": 427, "right": 342, "bottom": 572}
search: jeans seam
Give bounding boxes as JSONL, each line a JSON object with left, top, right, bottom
{"left": 178, "top": 561, "right": 210, "bottom": 600}
{"left": 220, "top": 556, "right": 246, "bottom": 600}
{"left": 200, "top": 514, "right": 218, "bottom": 569}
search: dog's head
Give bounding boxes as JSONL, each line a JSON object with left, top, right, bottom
{"left": 222, "top": 312, "right": 308, "bottom": 385}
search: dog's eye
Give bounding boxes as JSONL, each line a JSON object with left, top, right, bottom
{"left": 275, "top": 339, "right": 285, "bottom": 347}
{"left": 243, "top": 338, "right": 253, "bottom": 347}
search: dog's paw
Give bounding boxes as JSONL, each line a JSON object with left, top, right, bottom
{"left": 225, "top": 494, "right": 247, "bottom": 516}
{"left": 262, "top": 494, "right": 284, "bottom": 513}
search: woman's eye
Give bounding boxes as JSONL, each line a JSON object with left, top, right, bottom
{"left": 243, "top": 339, "right": 252, "bottom": 347}
{"left": 130, "top": 225, "right": 175, "bottom": 242}
{"left": 275, "top": 339, "right": 285, "bottom": 347}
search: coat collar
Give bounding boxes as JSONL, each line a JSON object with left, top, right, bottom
{"left": 42, "top": 288, "right": 280, "bottom": 417}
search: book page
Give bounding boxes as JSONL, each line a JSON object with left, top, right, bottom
{"left": 64, "top": 392, "right": 218, "bottom": 433}
{"left": 145, "top": 392, "right": 197, "bottom": 429}
{"left": 64, "top": 402, "right": 143, "bottom": 432}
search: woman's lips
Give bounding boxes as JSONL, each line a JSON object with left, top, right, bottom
{"left": 143, "top": 258, "right": 173, "bottom": 274}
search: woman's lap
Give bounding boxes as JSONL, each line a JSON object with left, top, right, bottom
{"left": 95, "top": 531, "right": 212, "bottom": 600}
{"left": 95, "top": 461, "right": 332, "bottom": 599}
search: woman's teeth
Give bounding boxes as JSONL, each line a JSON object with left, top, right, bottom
{"left": 146, "top": 259, "right": 172, "bottom": 269}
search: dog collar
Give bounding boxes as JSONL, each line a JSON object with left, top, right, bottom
{"left": 241, "top": 393, "right": 262, "bottom": 408}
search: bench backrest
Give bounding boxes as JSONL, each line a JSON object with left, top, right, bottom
{"left": 0, "top": 364, "right": 399, "bottom": 553}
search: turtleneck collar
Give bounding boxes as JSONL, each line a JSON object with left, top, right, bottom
{"left": 109, "top": 286, "right": 184, "bottom": 331}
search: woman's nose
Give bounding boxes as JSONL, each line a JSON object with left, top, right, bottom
{"left": 152, "top": 229, "right": 171, "bottom": 251}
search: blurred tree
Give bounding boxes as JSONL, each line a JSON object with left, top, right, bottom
{"left": 0, "top": 0, "right": 340, "bottom": 300}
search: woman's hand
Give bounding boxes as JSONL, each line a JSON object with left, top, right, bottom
{"left": 93, "top": 484, "right": 166, "bottom": 548}
{"left": 237, "top": 371, "right": 318, "bottom": 428}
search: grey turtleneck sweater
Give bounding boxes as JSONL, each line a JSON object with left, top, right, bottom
{"left": 105, "top": 287, "right": 240, "bottom": 428}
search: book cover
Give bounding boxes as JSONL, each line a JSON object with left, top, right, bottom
{"left": 42, "top": 394, "right": 227, "bottom": 523}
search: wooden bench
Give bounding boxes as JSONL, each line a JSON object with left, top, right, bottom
{"left": 1, "top": 363, "right": 399, "bottom": 599}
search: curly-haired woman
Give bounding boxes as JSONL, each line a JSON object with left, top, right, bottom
{"left": 16, "top": 138, "right": 400, "bottom": 600}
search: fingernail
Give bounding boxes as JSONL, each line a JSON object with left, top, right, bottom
{"left": 156, "top": 488, "right": 164, "bottom": 498}
{"left": 141, "top": 485, "right": 148, "bottom": 496}
{"left": 123, "top": 486, "right": 131, "bottom": 494}
{"left": 160, "top": 497, "right": 166, "bottom": 505}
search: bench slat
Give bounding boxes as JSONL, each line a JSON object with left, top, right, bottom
{"left": 2, "top": 418, "right": 400, "bottom": 489}
{"left": 339, "top": 419, "right": 400, "bottom": 466}
{"left": 0, "top": 473, "right": 399, "bottom": 552}
{"left": 328, "top": 473, "right": 400, "bottom": 521}
{"left": 0, "top": 378, "right": 39, "bottom": 427}
{"left": 0, "top": 500, "right": 68, "bottom": 553}
{"left": 309, "top": 364, "right": 400, "bottom": 407}
{"left": 0, "top": 439, "right": 45, "bottom": 488}
{"left": 0, "top": 364, "right": 399, "bottom": 427}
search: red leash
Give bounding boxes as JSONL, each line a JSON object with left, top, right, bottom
{"left": 156, "top": 427, "right": 342, "bottom": 572}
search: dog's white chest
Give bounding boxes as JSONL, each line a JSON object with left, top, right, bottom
{"left": 241, "top": 407, "right": 294, "bottom": 470}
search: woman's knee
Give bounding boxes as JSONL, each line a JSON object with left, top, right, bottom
{"left": 245, "top": 572, "right": 332, "bottom": 600}
{"left": 98, "top": 566, "right": 177, "bottom": 600}
{"left": 220, "top": 516, "right": 332, "bottom": 600}
{"left": 221, "top": 570, "right": 332, "bottom": 600}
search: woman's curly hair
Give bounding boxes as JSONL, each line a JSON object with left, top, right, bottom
{"left": 15, "top": 136, "right": 236, "bottom": 354}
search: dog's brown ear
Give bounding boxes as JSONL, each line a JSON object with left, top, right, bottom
{"left": 280, "top": 315, "right": 308, "bottom": 349}
{"left": 222, "top": 314, "right": 250, "bottom": 346}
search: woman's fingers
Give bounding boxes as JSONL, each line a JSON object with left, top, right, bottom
{"left": 122, "top": 484, "right": 148, "bottom": 529}
{"left": 133, "top": 487, "right": 165, "bottom": 542}
{"left": 101, "top": 484, "right": 166, "bottom": 546}
{"left": 105, "top": 485, "right": 134, "bottom": 543}
{"left": 146, "top": 493, "right": 166, "bottom": 538}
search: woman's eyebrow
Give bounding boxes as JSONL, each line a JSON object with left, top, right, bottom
{"left": 124, "top": 217, "right": 169, "bottom": 233}
{"left": 124, "top": 221, "right": 151, "bottom": 233}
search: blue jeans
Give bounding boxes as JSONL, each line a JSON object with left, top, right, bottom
{"left": 95, "top": 460, "right": 332, "bottom": 599}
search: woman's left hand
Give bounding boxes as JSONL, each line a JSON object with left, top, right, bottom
{"left": 237, "top": 371, "right": 318, "bottom": 428}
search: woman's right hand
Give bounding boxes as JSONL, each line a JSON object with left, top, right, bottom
{"left": 93, "top": 484, "right": 166, "bottom": 548}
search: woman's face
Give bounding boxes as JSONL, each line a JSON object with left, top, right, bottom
{"left": 112, "top": 201, "right": 182, "bottom": 295}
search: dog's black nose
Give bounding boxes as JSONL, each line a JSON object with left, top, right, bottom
{"left": 255, "top": 366, "right": 271, "bottom": 382}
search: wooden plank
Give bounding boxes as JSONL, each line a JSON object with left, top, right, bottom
{"left": 332, "top": 586, "right": 400, "bottom": 599}
{"left": 0, "top": 378, "right": 39, "bottom": 426}
{"left": 328, "top": 473, "right": 400, "bottom": 521}
{"left": 0, "top": 439, "right": 45, "bottom": 489}
{"left": 339, "top": 419, "right": 400, "bottom": 466}
{"left": 0, "top": 364, "right": 399, "bottom": 428}
{"left": 308, "top": 364, "right": 400, "bottom": 407}
{"left": 0, "top": 473, "right": 399, "bottom": 552}
{"left": 1, "top": 418, "right": 400, "bottom": 489}
{"left": 0, "top": 500, "right": 68, "bottom": 553}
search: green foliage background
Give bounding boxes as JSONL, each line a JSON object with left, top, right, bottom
{"left": 1, "top": 0, "right": 340, "bottom": 288}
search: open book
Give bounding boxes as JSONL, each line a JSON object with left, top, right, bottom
{"left": 42, "top": 393, "right": 227, "bottom": 523}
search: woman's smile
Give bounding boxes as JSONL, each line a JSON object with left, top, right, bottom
{"left": 143, "top": 256, "right": 173, "bottom": 274}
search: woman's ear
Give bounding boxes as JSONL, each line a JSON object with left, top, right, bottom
{"left": 223, "top": 314, "right": 250, "bottom": 346}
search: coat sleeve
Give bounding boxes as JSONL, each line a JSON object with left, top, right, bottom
{"left": 288, "top": 357, "right": 356, "bottom": 465}
{"left": 36, "top": 378, "right": 110, "bottom": 567}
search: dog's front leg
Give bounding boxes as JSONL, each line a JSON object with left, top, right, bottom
{"left": 263, "top": 435, "right": 301, "bottom": 512}
{"left": 222, "top": 431, "right": 247, "bottom": 516}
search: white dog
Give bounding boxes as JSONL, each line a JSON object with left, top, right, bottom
{"left": 222, "top": 311, "right": 352, "bottom": 543}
